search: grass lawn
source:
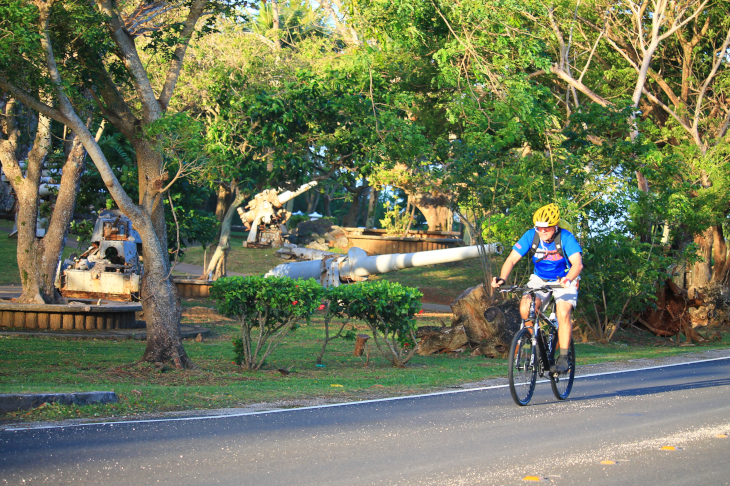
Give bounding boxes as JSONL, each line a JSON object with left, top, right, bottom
{"left": 1, "top": 310, "right": 728, "bottom": 423}
{"left": 1, "top": 223, "right": 494, "bottom": 303}
{"left": 181, "top": 236, "right": 493, "bottom": 304}
{"left": 0, "top": 233, "right": 76, "bottom": 285}
{"left": 2, "top": 230, "right": 727, "bottom": 424}
{"left": 180, "top": 235, "right": 290, "bottom": 277}
{"left": 0, "top": 235, "right": 19, "bottom": 285}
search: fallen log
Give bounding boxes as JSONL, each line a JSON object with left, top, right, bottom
{"left": 637, "top": 279, "right": 712, "bottom": 343}
{"left": 416, "top": 323, "right": 469, "bottom": 355}
{"left": 416, "top": 283, "right": 521, "bottom": 357}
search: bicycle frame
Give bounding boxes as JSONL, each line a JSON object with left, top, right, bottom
{"left": 521, "top": 290, "right": 558, "bottom": 378}
{"left": 504, "top": 283, "right": 576, "bottom": 405}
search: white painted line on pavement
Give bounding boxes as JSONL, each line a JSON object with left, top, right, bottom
{"left": 5, "top": 355, "right": 730, "bottom": 432}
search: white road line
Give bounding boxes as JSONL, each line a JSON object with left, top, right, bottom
{"left": 5, "top": 355, "right": 730, "bottom": 432}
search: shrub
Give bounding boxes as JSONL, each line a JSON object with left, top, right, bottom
{"left": 313, "top": 288, "right": 357, "bottom": 365}
{"left": 339, "top": 280, "right": 423, "bottom": 367}
{"left": 287, "top": 214, "right": 309, "bottom": 229}
{"left": 211, "top": 276, "right": 324, "bottom": 370}
{"left": 575, "top": 231, "right": 676, "bottom": 342}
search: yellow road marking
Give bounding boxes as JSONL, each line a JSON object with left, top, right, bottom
{"left": 600, "top": 460, "right": 616, "bottom": 465}
{"left": 522, "top": 476, "right": 542, "bottom": 481}
{"left": 716, "top": 434, "right": 728, "bottom": 438}
{"left": 660, "top": 446, "right": 676, "bottom": 450}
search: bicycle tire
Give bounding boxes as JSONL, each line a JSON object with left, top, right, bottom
{"left": 550, "top": 338, "right": 575, "bottom": 400}
{"left": 508, "top": 327, "right": 537, "bottom": 406}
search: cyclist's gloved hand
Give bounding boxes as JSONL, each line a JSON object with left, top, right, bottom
{"left": 491, "top": 277, "right": 506, "bottom": 288}
{"left": 559, "top": 277, "right": 572, "bottom": 288}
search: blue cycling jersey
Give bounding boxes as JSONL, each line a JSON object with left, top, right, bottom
{"left": 512, "top": 228, "right": 582, "bottom": 280}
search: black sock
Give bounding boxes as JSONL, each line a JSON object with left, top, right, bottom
{"left": 559, "top": 348, "right": 568, "bottom": 357}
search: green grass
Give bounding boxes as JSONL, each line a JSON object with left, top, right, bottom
{"left": 180, "top": 236, "right": 293, "bottom": 276}
{"left": 2, "top": 224, "right": 489, "bottom": 301}
{"left": 0, "top": 236, "right": 19, "bottom": 285}
{"left": 0, "top": 235, "right": 75, "bottom": 285}
{"left": 1, "top": 313, "right": 728, "bottom": 423}
{"left": 181, "top": 241, "right": 490, "bottom": 303}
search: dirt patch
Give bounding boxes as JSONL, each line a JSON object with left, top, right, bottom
{"left": 420, "top": 286, "right": 461, "bottom": 306}
{"left": 182, "top": 306, "right": 221, "bottom": 318}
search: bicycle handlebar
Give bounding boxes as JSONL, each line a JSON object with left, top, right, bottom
{"left": 498, "top": 284, "right": 565, "bottom": 293}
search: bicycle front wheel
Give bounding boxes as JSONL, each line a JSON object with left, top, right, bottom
{"left": 508, "top": 328, "right": 537, "bottom": 406}
{"left": 550, "top": 338, "right": 575, "bottom": 400}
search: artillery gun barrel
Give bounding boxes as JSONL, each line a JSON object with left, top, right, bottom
{"left": 266, "top": 243, "right": 502, "bottom": 286}
{"left": 340, "top": 244, "right": 500, "bottom": 279}
{"left": 277, "top": 181, "right": 317, "bottom": 205}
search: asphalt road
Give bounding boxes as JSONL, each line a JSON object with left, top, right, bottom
{"left": 2, "top": 358, "right": 730, "bottom": 485}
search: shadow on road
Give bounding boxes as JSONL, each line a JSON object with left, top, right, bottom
{"left": 572, "top": 377, "right": 730, "bottom": 402}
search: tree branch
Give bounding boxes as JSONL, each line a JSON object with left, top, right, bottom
{"left": 158, "top": 0, "right": 208, "bottom": 110}
{"left": 95, "top": 0, "right": 162, "bottom": 122}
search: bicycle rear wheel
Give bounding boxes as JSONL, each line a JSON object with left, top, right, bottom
{"left": 550, "top": 338, "right": 575, "bottom": 400}
{"left": 508, "top": 328, "right": 537, "bottom": 406}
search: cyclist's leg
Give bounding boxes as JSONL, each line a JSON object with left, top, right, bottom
{"left": 555, "top": 300, "right": 573, "bottom": 351}
{"left": 552, "top": 284, "right": 578, "bottom": 373}
{"left": 519, "top": 294, "right": 542, "bottom": 331}
{"left": 552, "top": 282, "right": 578, "bottom": 347}
{"left": 521, "top": 275, "right": 547, "bottom": 332}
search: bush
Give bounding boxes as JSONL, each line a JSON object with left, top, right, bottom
{"left": 211, "top": 276, "right": 324, "bottom": 370}
{"left": 338, "top": 280, "right": 423, "bottom": 367}
{"left": 287, "top": 214, "right": 309, "bottom": 229}
{"left": 575, "top": 231, "right": 676, "bottom": 342}
{"left": 314, "top": 286, "right": 358, "bottom": 365}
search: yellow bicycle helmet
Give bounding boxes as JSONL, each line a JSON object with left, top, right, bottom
{"left": 533, "top": 203, "right": 560, "bottom": 227}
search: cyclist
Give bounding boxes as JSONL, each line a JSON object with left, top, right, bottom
{"left": 491, "top": 204, "right": 583, "bottom": 374}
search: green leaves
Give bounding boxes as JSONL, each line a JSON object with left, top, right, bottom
{"left": 326, "top": 280, "right": 423, "bottom": 367}
{"left": 211, "top": 276, "right": 325, "bottom": 370}
{"left": 211, "top": 276, "right": 423, "bottom": 369}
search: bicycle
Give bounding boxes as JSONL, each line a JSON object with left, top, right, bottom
{"left": 501, "top": 284, "right": 575, "bottom": 406}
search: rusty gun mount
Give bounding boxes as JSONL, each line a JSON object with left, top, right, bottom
{"left": 237, "top": 181, "right": 318, "bottom": 248}
{"left": 265, "top": 243, "right": 502, "bottom": 287}
{"left": 55, "top": 210, "right": 143, "bottom": 301}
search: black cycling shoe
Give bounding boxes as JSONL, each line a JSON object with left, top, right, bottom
{"left": 551, "top": 355, "right": 570, "bottom": 374}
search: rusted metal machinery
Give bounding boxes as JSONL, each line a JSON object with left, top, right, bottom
{"left": 237, "top": 181, "right": 318, "bottom": 248}
{"left": 55, "top": 210, "right": 142, "bottom": 301}
{"left": 266, "top": 243, "right": 502, "bottom": 287}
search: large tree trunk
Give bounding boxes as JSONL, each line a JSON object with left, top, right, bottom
{"left": 215, "top": 184, "right": 233, "bottom": 223}
{"left": 204, "top": 188, "right": 245, "bottom": 280}
{"left": 449, "top": 283, "right": 521, "bottom": 357}
{"left": 0, "top": 101, "right": 87, "bottom": 304}
{"left": 6, "top": 111, "right": 51, "bottom": 303}
{"left": 365, "top": 188, "right": 379, "bottom": 229}
{"left": 411, "top": 191, "right": 452, "bottom": 231}
{"left": 690, "top": 227, "right": 713, "bottom": 290}
{"left": 637, "top": 280, "right": 721, "bottom": 342}
{"left": 417, "top": 285, "right": 521, "bottom": 357}
{"left": 342, "top": 184, "right": 367, "bottom": 227}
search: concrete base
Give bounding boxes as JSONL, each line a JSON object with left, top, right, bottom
{"left": 0, "top": 391, "right": 118, "bottom": 414}
{"left": 0, "top": 298, "right": 142, "bottom": 331}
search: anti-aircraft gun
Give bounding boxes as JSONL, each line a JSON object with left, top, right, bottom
{"left": 266, "top": 243, "right": 502, "bottom": 287}
{"left": 237, "top": 181, "right": 318, "bottom": 248}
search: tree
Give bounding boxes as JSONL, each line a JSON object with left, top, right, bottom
{"left": 0, "top": 97, "right": 93, "bottom": 304}
{"left": 0, "top": 0, "right": 242, "bottom": 367}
